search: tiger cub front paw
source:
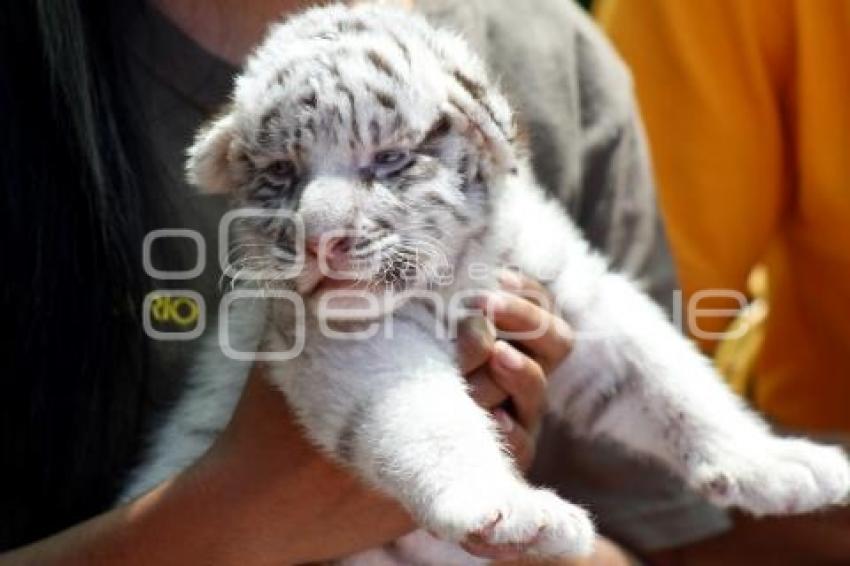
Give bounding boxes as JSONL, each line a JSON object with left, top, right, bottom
{"left": 422, "top": 480, "right": 595, "bottom": 559}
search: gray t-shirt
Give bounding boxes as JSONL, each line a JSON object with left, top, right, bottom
{"left": 129, "top": 0, "right": 730, "bottom": 553}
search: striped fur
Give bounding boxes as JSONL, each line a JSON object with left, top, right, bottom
{"left": 185, "top": 4, "right": 514, "bottom": 300}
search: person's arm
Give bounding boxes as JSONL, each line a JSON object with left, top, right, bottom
{"left": 1, "top": 280, "right": 582, "bottom": 566}
{"left": 0, "top": 367, "right": 414, "bottom": 566}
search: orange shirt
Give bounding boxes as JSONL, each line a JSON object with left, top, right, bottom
{"left": 597, "top": 0, "right": 850, "bottom": 433}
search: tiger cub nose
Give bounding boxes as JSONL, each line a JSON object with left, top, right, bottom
{"left": 306, "top": 235, "right": 352, "bottom": 269}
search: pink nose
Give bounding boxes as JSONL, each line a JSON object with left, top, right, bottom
{"left": 306, "top": 235, "right": 351, "bottom": 262}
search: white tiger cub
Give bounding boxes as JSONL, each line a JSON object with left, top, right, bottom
{"left": 122, "top": 4, "right": 850, "bottom": 564}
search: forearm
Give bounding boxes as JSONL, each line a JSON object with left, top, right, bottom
{"left": 0, "top": 401, "right": 409, "bottom": 566}
{"left": 0, "top": 451, "right": 291, "bottom": 566}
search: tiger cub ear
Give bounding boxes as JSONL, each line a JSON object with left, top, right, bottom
{"left": 185, "top": 111, "right": 238, "bottom": 194}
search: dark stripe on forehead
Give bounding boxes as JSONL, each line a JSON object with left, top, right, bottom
{"left": 337, "top": 19, "right": 369, "bottom": 34}
{"left": 390, "top": 113, "right": 404, "bottom": 135}
{"left": 324, "top": 60, "right": 342, "bottom": 80}
{"left": 419, "top": 113, "right": 452, "bottom": 150}
{"left": 452, "top": 71, "right": 509, "bottom": 138}
{"left": 336, "top": 84, "right": 362, "bottom": 144}
{"left": 369, "top": 118, "right": 381, "bottom": 146}
{"left": 386, "top": 30, "right": 412, "bottom": 64}
{"left": 366, "top": 49, "right": 401, "bottom": 82}
{"left": 373, "top": 89, "right": 397, "bottom": 111}
{"left": 453, "top": 70, "right": 486, "bottom": 100}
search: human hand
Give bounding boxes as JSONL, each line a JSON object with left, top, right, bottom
{"left": 457, "top": 270, "right": 574, "bottom": 472}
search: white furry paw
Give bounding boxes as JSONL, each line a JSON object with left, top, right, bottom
{"left": 423, "top": 482, "right": 595, "bottom": 559}
{"left": 692, "top": 437, "right": 850, "bottom": 516}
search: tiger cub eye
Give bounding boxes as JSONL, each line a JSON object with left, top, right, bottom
{"left": 267, "top": 160, "right": 297, "bottom": 184}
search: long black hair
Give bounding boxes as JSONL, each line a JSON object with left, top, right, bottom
{"left": 0, "top": 0, "right": 171, "bottom": 549}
